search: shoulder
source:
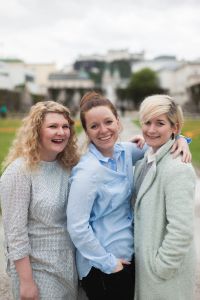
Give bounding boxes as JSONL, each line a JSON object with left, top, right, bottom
{"left": 120, "top": 142, "right": 145, "bottom": 153}
{"left": 162, "top": 154, "right": 196, "bottom": 182}
{"left": 0, "top": 158, "right": 31, "bottom": 190}
{"left": 1, "top": 158, "right": 28, "bottom": 178}
{"left": 71, "top": 151, "right": 101, "bottom": 178}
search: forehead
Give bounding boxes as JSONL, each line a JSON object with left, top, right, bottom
{"left": 85, "top": 106, "right": 116, "bottom": 120}
{"left": 43, "top": 112, "right": 68, "bottom": 123}
{"left": 145, "top": 113, "right": 169, "bottom": 122}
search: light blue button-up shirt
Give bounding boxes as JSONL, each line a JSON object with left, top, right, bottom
{"left": 67, "top": 142, "right": 146, "bottom": 279}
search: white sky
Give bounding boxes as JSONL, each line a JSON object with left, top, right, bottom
{"left": 0, "top": 0, "right": 199, "bottom": 68}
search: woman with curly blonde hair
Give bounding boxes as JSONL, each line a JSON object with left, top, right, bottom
{"left": 0, "top": 101, "right": 79, "bottom": 300}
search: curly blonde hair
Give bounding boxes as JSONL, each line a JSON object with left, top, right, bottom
{"left": 3, "top": 101, "right": 80, "bottom": 170}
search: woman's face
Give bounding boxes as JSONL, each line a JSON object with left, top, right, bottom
{"left": 39, "top": 112, "right": 70, "bottom": 161}
{"left": 85, "top": 105, "right": 120, "bottom": 157}
{"left": 142, "top": 113, "right": 177, "bottom": 152}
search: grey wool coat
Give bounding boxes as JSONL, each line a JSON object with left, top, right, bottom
{"left": 133, "top": 139, "right": 196, "bottom": 300}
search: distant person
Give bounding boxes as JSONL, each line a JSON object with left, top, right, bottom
{"left": 67, "top": 92, "right": 191, "bottom": 300}
{"left": 0, "top": 104, "right": 7, "bottom": 118}
{"left": 0, "top": 101, "right": 79, "bottom": 300}
{"left": 133, "top": 95, "right": 196, "bottom": 300}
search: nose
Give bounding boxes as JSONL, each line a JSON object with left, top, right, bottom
{"left": 57, "top": 127, "right": 65, "bottom": 135}
{"left": 148, "top": 124, "right": 156, "bottom": 133}
{"left": 99, "top": 124, "right": 108, "bottom": 134}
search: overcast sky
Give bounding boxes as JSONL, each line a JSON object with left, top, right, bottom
{"left": 0, "top": 0, "right": 199, "bottom": 68}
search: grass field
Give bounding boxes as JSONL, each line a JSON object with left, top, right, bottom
{"left": 0, "top": 117, "right": 200, "bottom": 173}
{"left": 0, "top": 118, "right": 82, "bottom": 174}
{"left": 133, "top": 118, "right": 200, "bottom": 168}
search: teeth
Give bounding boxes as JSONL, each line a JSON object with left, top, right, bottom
{"left": 99, "top": 136, "right": 111, "bottom": 141}
{"left": 52, "top": 139, "right": 63, "bottom": 142}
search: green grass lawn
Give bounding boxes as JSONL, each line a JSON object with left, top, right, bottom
{"left": 182, "top": 119, "right": 200, "bottom": 168}
{"left": 133, "top": 118, "right": 200, "bottom": 168}
{"left": 0, "top": 118, "right": 82, "bottom": 174}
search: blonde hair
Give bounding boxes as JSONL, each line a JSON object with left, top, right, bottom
{"left": 139, "top": 94, "right": 184, "bottom": 133}
{"left": 3, "top": 101, "right": 79, "bottom": 170}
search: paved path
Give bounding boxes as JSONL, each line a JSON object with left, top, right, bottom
{"left": 0, "top": 115, "right": 200, "bottom": 299}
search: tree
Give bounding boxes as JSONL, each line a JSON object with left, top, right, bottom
{"left": 127, "top": 68, "right": 165, "bottom": 109}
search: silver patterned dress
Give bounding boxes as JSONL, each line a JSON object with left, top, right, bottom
{"left": 0, "top": 158, "right": 78, "bottom": 299}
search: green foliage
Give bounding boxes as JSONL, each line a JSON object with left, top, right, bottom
{"left": 127, "top": 68, "right": 165, "bottom": 109}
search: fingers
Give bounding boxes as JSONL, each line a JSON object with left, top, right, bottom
{"left": 113, "top": 259, "right": 131, "bottom": 273}
{"left": 181, "top": 152, "right": 192, "bottom": 163}
{"left": 129, "top": 135, "right": 145, "bottom": 149}
{"left": 119, "top": 259, "right": 131, "bottom": 265}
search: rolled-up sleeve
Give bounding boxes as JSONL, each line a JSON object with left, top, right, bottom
{"left": 0, "top": 164, "right": 32, "bottom": 261}
{"left": 67, "top": 166, "right": 117, "bottom": 274}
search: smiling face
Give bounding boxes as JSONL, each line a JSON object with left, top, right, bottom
{"left": 85, "top": 106, "right": 120, "bottom": 157}
{"left": 39, "top": 112, "right": 70, "bottom": 161}
{"left": 142, "top": 113, "right": 178, "bottom": 152}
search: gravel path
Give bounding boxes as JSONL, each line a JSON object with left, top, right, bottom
{"left": 0, "top": 115, "right": 200, "bottom": 299}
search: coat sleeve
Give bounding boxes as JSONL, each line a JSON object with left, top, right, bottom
{"left": 0, "top": 161, "right": 32, "bottom": 261}
{"left": 154, "top": 162, "right": 196, "bottom": 280}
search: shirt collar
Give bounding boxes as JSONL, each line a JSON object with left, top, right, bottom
{"left": 89, "top": 142, "right": 124, "bottom": 163}
{"left": 146, "top": 140, "right": 172, "bottom": 164}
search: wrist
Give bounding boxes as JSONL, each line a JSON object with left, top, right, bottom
{"left": 175, "top": 134, "right": 192, "bottom": 144}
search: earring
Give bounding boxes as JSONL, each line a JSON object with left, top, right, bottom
{"left": 171, "top": 133, "right": 175, "bottom": 139}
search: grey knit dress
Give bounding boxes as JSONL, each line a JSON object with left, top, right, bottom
{"left": 0, "top": 158, "right": 78, "bottom": 300}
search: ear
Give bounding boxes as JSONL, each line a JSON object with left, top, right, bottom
{"left": 117, "top": 117, "right": 123, "bottom": 133}
{"left": 172, "top": 123, "right": 180, "bottom": 135}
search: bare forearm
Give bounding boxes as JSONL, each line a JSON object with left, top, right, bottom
{"left": 14, "top": 257, "right": 39, "bottom": 300}
{"left": 15, "top": 256, "right": 33, "bottom": 282}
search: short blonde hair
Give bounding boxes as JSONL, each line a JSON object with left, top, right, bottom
{"left": 3, "top": 101, "right": 79, "bottom": 170}
{"left": 139, "top": 94, "right": 184, "bottom": 133}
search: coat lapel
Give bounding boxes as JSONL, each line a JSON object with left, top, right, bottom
{"left": 134, "top": 139, "right": 175, "bottom": 211}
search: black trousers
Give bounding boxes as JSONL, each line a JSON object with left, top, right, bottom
{"left": 81, "top": 259, "right": 135, "bottom": 300}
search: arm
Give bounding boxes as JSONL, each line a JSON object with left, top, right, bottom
{"left": 15, "top": 257, "right": 39, "bottom": 300}
{"left": 128, "top": 142, "right": 148, "bottom": 166}
{"left": 129, "top": 134, "right": 145, "bottom": 149}
{"left": 67, "top": 166, "right": 118, "bottom": 274}
{"left": 0, "top": 162, "right": 38, "bottom": 299}
{"left": 170, "top": 136, "right": 192, "bottom": 162}
{"left": 154, "top": 163, "right": 196, "bottom": 280}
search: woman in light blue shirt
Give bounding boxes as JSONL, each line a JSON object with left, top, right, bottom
{"left": 67, "top": 92, "right": 190, "bottom": 300}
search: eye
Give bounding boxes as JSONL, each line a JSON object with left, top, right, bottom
{"left": 157, "top": 122, "right": 165, "bottom": 126}
{"left": 90, "top": 124, "right": 98, "bottom": 129}
{"left": 144, "top": 121, "right": 151, "bottom": 126}
{"left": 63, "top": 124, "right": 70, "bottom": 129}
{"left": 105, "top": 119, "right": 113, "bottom": 125}
{"left": 49, "top": 124, "right": 57, "bottom": 128}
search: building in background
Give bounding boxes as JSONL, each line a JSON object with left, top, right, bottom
{"left": 1, "top": 51, "right": 200, "bottom": 112}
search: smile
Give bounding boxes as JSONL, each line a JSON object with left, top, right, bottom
{"left": 99, "top": 135, "right": 112, "bottom": 141}
{"left": 51, "top": 139, "right": 65, "bottom": 143}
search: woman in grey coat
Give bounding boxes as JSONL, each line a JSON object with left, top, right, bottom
{"left": 133, "top": 95, "right": 196, "bottom": 300}
{"left": 0, "top": 101, "right": 79, "bottom": 300}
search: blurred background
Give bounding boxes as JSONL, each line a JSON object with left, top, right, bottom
{"left": 0, "top": 1, "right": 200, "bottom": 298}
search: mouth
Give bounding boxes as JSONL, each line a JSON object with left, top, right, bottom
{"left": 98, "top": 135, "right": 112, "bottom": 141}
{"left": 146, "top": 135, "right": 159, "bottom": 140}
{"left": 51, "top": 139, "right": 65, "bottom": 144}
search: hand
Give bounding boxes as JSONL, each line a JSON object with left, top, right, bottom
{"left": 112, "top": 258, "right": 131, "bottom": 273}
{"left": 129, "top": 134, "right": 145, "bottom": 149}
{"left": 170, "top": 137, "right": 192, "bottom": 163}
{"left": 20, "top": 279, "right": 39, "bottom": 300}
